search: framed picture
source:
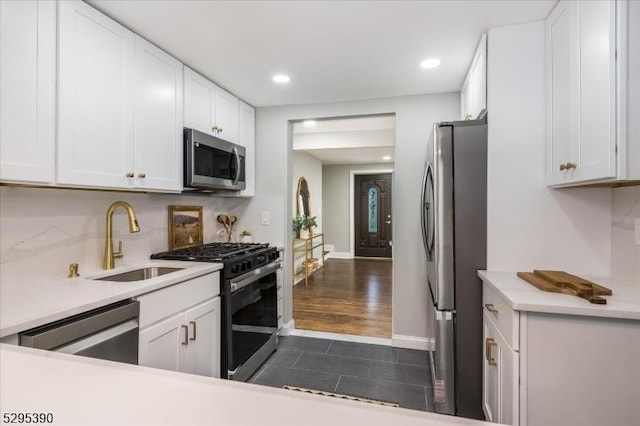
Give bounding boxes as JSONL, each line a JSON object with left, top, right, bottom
{"left": 168, "top": 205, "right": 203, "bottom": 250}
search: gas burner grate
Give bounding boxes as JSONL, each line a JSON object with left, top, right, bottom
{"left": 151, "top": 242, "right": 270, "bottom": 261}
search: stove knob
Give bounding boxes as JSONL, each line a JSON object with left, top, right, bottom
{"left": 246, "top": 260, "right": 252, "bottom": 270}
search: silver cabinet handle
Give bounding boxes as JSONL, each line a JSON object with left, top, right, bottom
{"left": 138, "top": 173, "right": 146, "bottom": 178}
{"left": 211, "top": 126, "right": 218, "bottom": 132}
{"left": 126, "top": 172, "right": 134, "bottom": 178}
{"left": 189, "top": 321, "right": 196, "bottom": 341}
{"left": 485, "top": 338, "right": 497, "bottom": 367}
{"left": 484, "top": 303, "right": 498, "bottom": 314}
{"left": 181, "top": 325, "right": 189, "bottom": 345}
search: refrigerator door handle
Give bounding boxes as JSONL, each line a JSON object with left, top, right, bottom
{"left": 420, "top": 163, "right": 434, "bottom": 260}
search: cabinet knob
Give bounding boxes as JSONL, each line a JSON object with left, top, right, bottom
{"left": 212, "top": 126, "right": 218, "bottom": 132}
{"left": 560, "top": 162, "right": 577, "bottom": 171}
{"left": 138, "top": 173, "right": 146, "bottom": 178}
{"left": 126, "top": 172, "right": 134, "bottom": 178}
{"left": 218, "top": 127, "right": 223, "bottom": 133}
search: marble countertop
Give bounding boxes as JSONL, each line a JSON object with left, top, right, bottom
{"left": 0, "top": 261, "right": 222, "bottom": 338}
{"left": 0, "top": 344, "right": 495, "bottom": 426}
{"left": 478, "top": 271, "right": 640, "bottom": 320}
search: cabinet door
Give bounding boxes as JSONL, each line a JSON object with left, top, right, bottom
{"left": 0, "top": 0, "right": 55, "bottom": 184}
{"left": 471, "top": 35, "right": 487, "bottom": 119}
{"left": 546, "top": 0, "right": 574, "bottom": 185}
{"left": 576, "top": 0, "right": 616, "bottom": 181}
{"left": 184, "top": 66, "right": 216, "bottom": 136}
{"left": 483, "top": 314, "right": 500, "bottom": 423}
{"left": 57, "top": 0, "right": 135, "bottom": 188}
{"left": 460, "top": 78, "right": 472, "bottom": 120}
{"left": 214, "top": 87, "right": 239, "bottom": 143}
{"left": 237, "top": 101, "right": 255, "bottom": 196}
{"left": 133, "top": 37, "right": 183, "bottom": 192}
{"left": 185, "top": 298, "right": 220, "bottom": 378}
{"left": 483, "top": 311, "right": 518, "bottom": 426}
{"left": 139, "top": 312, "right": 186, "bottom": 373}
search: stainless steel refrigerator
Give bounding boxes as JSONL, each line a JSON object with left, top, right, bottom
{"left": 420, "top": 119, "right": 487, "bottom": 420}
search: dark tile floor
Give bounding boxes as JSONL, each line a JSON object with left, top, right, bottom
{"left": 249, "top": 336, "right": 434, "bottom": 412}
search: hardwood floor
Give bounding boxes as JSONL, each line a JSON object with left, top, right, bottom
{"left": 292, "top": 258, "right": 392, "bottom": 338}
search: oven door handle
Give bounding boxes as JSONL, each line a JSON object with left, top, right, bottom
{"left": 230, "top": 261, "right": 281, "bottom": 292}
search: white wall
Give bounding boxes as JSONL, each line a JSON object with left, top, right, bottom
{"left": 611, "top": 186, "right": 640, "bottom": 284}
{"left": 0, "top": 186, "right": 250, "bottom": 282}
{"left": 322, "top": 163, "right": 391, "bottom": 254}
{"left": 486, "top": 21, "right": 612, "bottom": 276}
{"left": 292, "top": 151, "right": 323, "bottom": 233}
{"left": 252, "top": 92, "right": 460, "bottom": 347}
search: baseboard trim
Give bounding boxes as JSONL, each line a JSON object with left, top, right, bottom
{"left": 327, "top": 251, "right": 353, "bottom": 259}
{"left": 278, "top": 319, "right": 295, "bottom": 336}
{"left": 289, "top": 328, "right": 391, "bottom": 346}
{"left": 391, "top": 335, "right": 433, "bottom": 351}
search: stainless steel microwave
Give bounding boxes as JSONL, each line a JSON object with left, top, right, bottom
{"left": 184, "top": 128, "right": 246, "bottom": 191}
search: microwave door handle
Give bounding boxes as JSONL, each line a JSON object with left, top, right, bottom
{"left": 232, "top": 147, "right": 241, "bottom": 186}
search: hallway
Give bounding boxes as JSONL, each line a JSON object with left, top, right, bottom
{"left": 292, "top": 258, "right": 392, "bottom": 338}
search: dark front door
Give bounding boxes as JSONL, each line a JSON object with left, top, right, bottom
{"left": 355, "top": 173, "right": 392, "bottom": 257}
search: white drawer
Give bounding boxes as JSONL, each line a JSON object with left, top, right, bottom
{"left": 137, "top": 272, "right": 219, "bottom": 329}
{"left": 277, "top": 298, "right": 284, "bottom": 329}
{"left": 482, "top": 282, "right": 519, "bottom": 350}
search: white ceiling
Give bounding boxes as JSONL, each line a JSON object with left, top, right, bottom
{"left": 293, "top": 115, "right": 395, "bottom": 165}
{"left": 88, "top": 0, "right": 556, "bottom": 107}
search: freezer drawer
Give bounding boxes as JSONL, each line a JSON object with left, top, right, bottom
{"left": 431, "top": 310, "right": 455, "bottom": 415}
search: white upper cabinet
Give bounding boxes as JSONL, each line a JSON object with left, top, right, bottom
{"left": 237, "top": 101, "right": 255, "bottom": 197}
{"left": 57, "top": 0, "right": 136, "bottom": 189}
{"left": 0, "top": 0, "right": 55, "bottom": 184}
{"left": 57, "top": 0, "right": 183, "bottom": 192}
{"left": 184, "top": 67, "right": 239, "bottom": 143}
{"left": 546, "top": 0, "right": 639, "bottom": 186}
{"left": 461, "top": 34, "right": 487, "bottom": 120}
{"left": 133, "top": 37, "right": 184, "bottom": 192}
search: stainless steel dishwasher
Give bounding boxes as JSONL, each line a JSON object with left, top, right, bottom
{"left": 19, "top": 300, "right": 139, "bottom": 364}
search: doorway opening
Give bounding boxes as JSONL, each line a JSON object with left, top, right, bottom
{"left": 290, "top": 114, "right": 395, "bottom": 340}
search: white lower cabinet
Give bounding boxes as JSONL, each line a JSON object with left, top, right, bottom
{"left": 137, "top": 272, "right": 220, "bottom": 378}
{"left": 483, "top": 310, "right": 518, "bottom": 425}
{"left": 276, "top": 268, "right": 284, "bottom": 329}
{"left": 482, "top": 281, "right": 640, "bottom": 426}
{"left": 139, "top": 298, "right": 220, "bottom": 377}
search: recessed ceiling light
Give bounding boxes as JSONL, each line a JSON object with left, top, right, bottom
{"left": 382, "top": 155, "right": 392, "bottom": 161}
{"left": 303, "top": 120, "right": 317, "bottom": 127}
{"left": 273, "top": 74, "right": 290, "bottom": 83}
{"left": 419, "top": 58, "right": 440, "bottom": 69}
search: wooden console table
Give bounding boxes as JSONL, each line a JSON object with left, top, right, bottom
{"left": 292, "top": 233, "right": 328, "bottom": 286}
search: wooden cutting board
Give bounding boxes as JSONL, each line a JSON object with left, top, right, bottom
{"left": 517, "top": 270, "right": 612, "bottom": 304}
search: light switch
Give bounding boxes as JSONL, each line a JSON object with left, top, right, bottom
{"left": 261, "top": 211, "right": 270, "bottom": 226}
{"left": 635, "top": 218, "right": 640, "bottom": 246}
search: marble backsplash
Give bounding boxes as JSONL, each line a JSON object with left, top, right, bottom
{"left": 612, "top": 186, "right": 640, "bottom": 285}
{"left": 0, "top": 186, "right": 253, "bottom": 284}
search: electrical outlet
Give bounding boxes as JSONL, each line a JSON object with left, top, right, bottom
{"left": 261, "top": 211, "right": 270, "bottom": 226}
{"left": 635, "top": 218, "right": 640, "bottom": 246}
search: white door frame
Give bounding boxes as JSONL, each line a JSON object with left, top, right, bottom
{"left": 349, "top": 169, "right": 394, "bottom": 258}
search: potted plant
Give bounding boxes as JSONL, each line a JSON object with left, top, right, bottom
{"left": 293, "top": 215, "right": 317, "bottom": 239}
{"left": 239, "top": 229, "right": 253, "bottom": 243}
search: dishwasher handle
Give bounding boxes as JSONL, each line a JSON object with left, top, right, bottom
{"left": 20, "top": 300, "right": 139, "bottom": 350}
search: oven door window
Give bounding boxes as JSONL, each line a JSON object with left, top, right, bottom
{"left": 230, "top": 272, "right": 277, "bottom": 370}
{"left": 194, "top": 143, "right": 245, "bottom": 181}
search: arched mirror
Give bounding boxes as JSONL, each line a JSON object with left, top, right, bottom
{"left": 296, "top": 177, "right": 311, "bottom": 217}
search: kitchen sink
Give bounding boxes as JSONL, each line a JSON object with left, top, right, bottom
{"left": 94, "top": 267, "right": 185, "bottom": 282}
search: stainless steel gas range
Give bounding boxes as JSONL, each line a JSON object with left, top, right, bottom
{"left": 151, "top": 242, "right": 280, "bottom": 381}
